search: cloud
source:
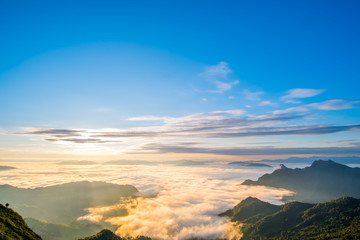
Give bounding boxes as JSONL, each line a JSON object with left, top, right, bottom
{"left": 8, "top": 112, "right": 360, "bottom": 143}
{"left": 210, "top": 80, "right": 239, "bottom": 93}
{"left": 281, "top": 88, "right": 325, "bottom": 101}
{"left": 73, "top": 164, "right": 292, "bottom": 240}
{"left": 202, "top": 62, "right": 232, "bottom": 78}
{"left": 4, "top": 160, "right": 293, "bottom": 240}
{"left": 200, "top": 62, "right": 239, "bottom": 93}
{"left": 45, "top": 138, "right": 121, "bottom": 144}
{"left": 258, "top": 101, "right": 276, "bottom": 107}
{"left": 19, "top": 128, "right": 85, "bottom": 137}
{"left": 135, "top": 142, "right": 360, "bottom": 156}
{"left": 243, "top": 90, "right": 264, "bottom": 101}
{"left": 273, "top": 99, "right": 360, "bottom": 114}
{"left": 128, "top": 116, "right": 171, "bottom": 121}
{"left": 211, "top": 109, "right": 246, "bottom": 116}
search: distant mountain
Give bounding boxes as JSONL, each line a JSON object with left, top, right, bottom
{"left": 0, "top": 204, "right": 42, "bottom": 240}
{"left": 228, "top": 161, "right": 272, "bottom": 168}
{"left": 260, "top": 156, "right": 360, "bottom": 164}
{"left": 242, "top": 160, "right": 360, "bottom": 202}
{"left": 105, "top": 160, "right": 158, "bottom": 165}
{"left": 57, "top": 160, "right": 98, "bottom": 165}
{"left": 25, "top": 218, "right": 104, "bottom": 240}
{"left": 223, "top": 196, "right": 360, "bottom": 240}
{"left": 0, "top": 166, "right": 16, "bottom": 171}
{"left": 79, "top": 229, "right": 151, "bottom": 240}
{"left": 0, "top": 181, "right": 138, "bottom": 224}
{"left": 170, "top": 160, "right": 209, "bottom": 166}
{"left": 104, "top": 159, "right": 209, "bottom": 166}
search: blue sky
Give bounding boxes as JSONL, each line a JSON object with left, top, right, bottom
{"left": 0, "top": 0, "right": 360, "bottom": 161}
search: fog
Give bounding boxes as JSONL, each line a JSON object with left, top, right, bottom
{"left": 0, "top": 161, "right": 294, "bottom": 239}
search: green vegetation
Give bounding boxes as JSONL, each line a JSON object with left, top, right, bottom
{"left": 0, "top": 181, "right": 138, "bottom": 223}
{"left": 0, "top": 204, "right": 41, "bottom": 240}
{"left": 242, "top": 160, "right": 360, "bottom": 202}
{"left": 223, "top": 196, "right": 360, "bottom": 239}
{"left": 78, "top": 229, "right": 152, "bottom": 240}
{"left": 0, "top": 181, "right": 138, "bottom": 239}
{"left": 220, "top": 197, "right": 281, "bottom": 223}
{"left": 25, "top": 218, "right": 104, "bottom": 240}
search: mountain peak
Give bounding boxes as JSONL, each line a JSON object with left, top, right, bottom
{"left": 279, "top": 164, "right": 288, "bottom": 170}
{"left": 310, "top": 159, "right": 347, "bottom": 169}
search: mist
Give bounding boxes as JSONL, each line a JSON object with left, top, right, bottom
{"left": 0, "top": 161, "right": 293, "bottom": 239}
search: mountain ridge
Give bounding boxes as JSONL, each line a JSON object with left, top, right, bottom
{"left": 223, "top": 196, "right": 360, "bottom": 239}
{"left": 241, "top": 160, "right": 360, "bottom": 202}
{"left": 0, "top": 204, "right": 42, "bottom": 240}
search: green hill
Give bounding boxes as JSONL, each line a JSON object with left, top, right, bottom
{"left": 0, "top": 181, "right": 138, "bottom": 224}
{"left": 223, "top": 196, "right": 360, "bottom": 239}
{"left": 0, "top": 181, "right": 138, "bottom": 240}
{"left": 25, "top": 218, "right": 104, "bottom": 240}
{"left": 242, "top": 160, "right": 360, "bottom": 202}
{"left": 0, "top": 204, "right": 42, "bottom": 240}
{"left": 78, "top": 229, "right": 151, "bottom": 240}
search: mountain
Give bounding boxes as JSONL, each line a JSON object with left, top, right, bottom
{"left": 223, "top": 196, "right": 360, "bottom": 240}
{"left": 0, "top": 181, "right": 138, "bottom": 224}
{"left": 228, "top": 161, "right": 272, "bottom": 168}
{"left": 0, "top": 204, "right": 42, "bottom": 240}
{"left": 242, "top": 160, "right": 360, "bottom": 202}
{"left": 220, "top": 197, "right": 281, "bottom": 223}
{"left": 78, "top": 229, "right": 152, "bottom": 240}
{"left": 0, "top": 166, "right": 16, "bottom": 171}
{"left": 57, "top": 160, "right": 98, "bottom": 165}
{"left": 260, "top": 156, "right": 360, "bottom": 165}
{"left": 25, "top": 218, "right": 104, "bottom": 240}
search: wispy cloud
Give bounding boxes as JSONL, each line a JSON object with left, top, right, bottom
{"left": 200, "top": 62, "right": 239, "bottom": 93}
{"left": 202, "top": 61, "right": 232, "bottom": 78}
{"left": 128, "top": 116, "right": 171, "bottom": 121}
{"left": 211, "top": 109, "right": 246, "bottom": 116}
{"left": 45, "top": 138, "right": 122, "bottom": 144}
{"left": 211, "top": 80, "right": 239, "bottom": 93}
{"left": 8, "top": 112, "right": 360, "bottom": 144}
{"left": 243, "top": 89, "right": 264, "bottom": 101}
{"left": 135, "top": 142, "right": 360, "bottom": 156}
{"left": 281, "top": 88, "right": 325, "bottom": 102}
{"left": 258, "top": 101, "right": 276, "bottom": 107}
{"left": 273, "top": 99, "right": 360, "bottom": 114}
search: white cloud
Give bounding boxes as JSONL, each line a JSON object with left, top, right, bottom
{"left": 243, "top": 90, "right": 264, "bottom": 101}
{"left": 211, "top": 80, "right": 239, "bottom": 93}
{"left": 73, "top": 164, "right": 292, "bottom": 240}
{"left": 228, "top": 96, "right": 235, "bottom": 100}
{"left": 201, "top": 98, "right": 207, "bottom": 102}
{"left": 258, "top": 101, "right": 276, "bottom": 107}
{"left": 200, "top": 62, "right": 239, "bottom": 94}
{"left": 281, "top": 88, "right": 325, "bottom": 101}
{"left": 284, "top": 99, "right": 301, "bottom": 104}
{"left": 128, "top": 116, "right": 170, "bottom": 122}
{"left": 202, "top": 62, "right": 232, "bottom": 78}
{"left": 211, "top": 109, "right": 246, "bottom": 116}
{"left": 13, "top": 111, "right": 360, "bottom": 143}
{"left": 273, "top": 99, "right": 360, "bottom": 114}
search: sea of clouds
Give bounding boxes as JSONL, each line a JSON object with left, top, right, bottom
{"left": 0, "top": 161, "right": 293, "bottom": 239}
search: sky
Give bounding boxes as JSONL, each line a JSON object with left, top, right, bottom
{"left": 0, "top": 0, "right": 360, "bottom": 161}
